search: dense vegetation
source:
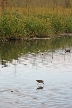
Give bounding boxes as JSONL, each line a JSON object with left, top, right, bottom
{"left": 0, "top": 0, "right": 72, "bottom": 40}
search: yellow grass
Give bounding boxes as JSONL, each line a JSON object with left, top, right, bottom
{"left": 0, "top": 6, "right": 72, "bottom": 16}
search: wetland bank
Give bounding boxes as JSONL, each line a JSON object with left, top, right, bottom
{"left": 0, "top": 2, "right": 72, "bottom": 40}
{"left": 0, "top": 36, "right": 72, "bottom": 108}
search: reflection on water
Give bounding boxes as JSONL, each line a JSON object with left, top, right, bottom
{"left": 36, "top": 86, "right": 44, "bottom": 90}
{"left": 0, "top": 36, "right": 72, "bottom": 108}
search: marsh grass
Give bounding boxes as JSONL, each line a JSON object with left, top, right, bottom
{"left": 0, "top": 6, "right": 72, "bottom": 40}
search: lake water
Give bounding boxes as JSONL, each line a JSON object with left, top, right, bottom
{"left": 0, "top": 36, "right": 72, "bottom": 108}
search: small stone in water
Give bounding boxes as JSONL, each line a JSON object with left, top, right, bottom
{"left": 11, "top": 90, "right": 13, "bottom": 92}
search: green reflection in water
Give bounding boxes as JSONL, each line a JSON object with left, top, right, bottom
{"left": 0, "top": 36, "right": 72, "bottom": 63}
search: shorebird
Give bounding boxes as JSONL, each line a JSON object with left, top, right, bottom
{"left": 36, "top": 80, "right": 44, "bottom": 84}
{"left": 65, "top": 49, "right": 70, "bottom": 53}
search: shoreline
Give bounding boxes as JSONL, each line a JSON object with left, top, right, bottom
{"left": 0, "top": 33, "right": 72, "bottom": 42}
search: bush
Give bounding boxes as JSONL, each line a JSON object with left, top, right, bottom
{"left": 51, "top": 15, "right": 63, "bottom": 34}
{"left": 0, "top": 11, "right": 72, "bottom": 40}
{"left": 65, "top": 16, "right": 72, "bottom": 33}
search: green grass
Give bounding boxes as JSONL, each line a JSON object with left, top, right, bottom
{"left": 0, "top": 10, "right": 72, "bottom": 40}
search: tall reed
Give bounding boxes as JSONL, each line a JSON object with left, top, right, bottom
{"left": 0, "top": 6, "right": 72, "bottom": 40}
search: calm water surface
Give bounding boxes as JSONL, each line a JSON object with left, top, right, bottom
{"left": 0, "top": 36, "right": 72, "bottom": 108}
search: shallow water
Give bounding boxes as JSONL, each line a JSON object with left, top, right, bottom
{"left": 0, "top": 37, "right": 72, "bottom": 108}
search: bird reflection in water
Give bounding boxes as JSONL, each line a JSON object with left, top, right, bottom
{"left": 36, "top": 86, "right": 44, "bottom": 90}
